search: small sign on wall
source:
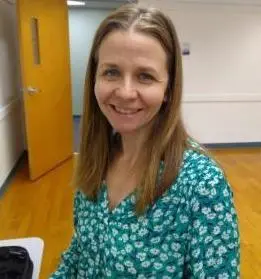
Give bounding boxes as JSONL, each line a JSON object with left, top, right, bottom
{"left": 182, "top": 42, "right": 190, "bottom": 56}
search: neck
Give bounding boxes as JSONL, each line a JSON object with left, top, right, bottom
{"left": 119, "top": 129, "right": 149, "bottom": 168}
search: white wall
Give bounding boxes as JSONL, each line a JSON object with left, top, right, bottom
{"left": 141, "top": 0, "right": 261, "bottom": 143}
{"left": 0, "top": 1, "right": 24, "bottom": 190}
{"left": 68, "top": 8, "right": 112, "bottom": 115}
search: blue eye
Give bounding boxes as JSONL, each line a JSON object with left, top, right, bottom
{"left": 139, "top": 73, "right": 154, "bottom": 82}
{"left": 104, "top": 69, "right": 119, "bottom": 77}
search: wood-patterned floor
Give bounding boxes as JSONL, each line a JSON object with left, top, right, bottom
{"left": 0, "top": 148, "right": 260, "bottom": 278}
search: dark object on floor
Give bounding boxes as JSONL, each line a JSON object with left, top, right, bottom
{"left": 0, "top": 246, "right": 33, "bottom": 279}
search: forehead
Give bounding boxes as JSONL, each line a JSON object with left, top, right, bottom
{"left": 97, "top": 30, "right": 167, "bottom": 67}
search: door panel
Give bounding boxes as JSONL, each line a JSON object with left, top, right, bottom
{"left": 17, "top": 0, "right": 73, "bottom": 180}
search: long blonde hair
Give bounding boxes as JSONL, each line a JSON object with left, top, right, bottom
{"left": 73, "top": 3, "right": 190, "bottom": 214}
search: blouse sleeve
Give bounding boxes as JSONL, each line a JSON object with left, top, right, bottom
{"left": 184, "top": 167, "right": 240, "bottom": 278}
{"left": 49, "top": 191, "right": 82, "bottom": 279}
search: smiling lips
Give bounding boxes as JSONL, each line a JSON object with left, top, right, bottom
{"left": 110, "top": 105, "right": 142, "bottom": 115}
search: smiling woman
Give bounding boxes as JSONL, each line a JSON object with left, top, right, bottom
{"left": 95, "top": 30, "right": 168, "bottom": 135}
{"left": 50, "top": 3, "right": 240, "bottom": 278}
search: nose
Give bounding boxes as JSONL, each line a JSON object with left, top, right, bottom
{"left": 114, "top": 75, "right": 137, "bottom": 100}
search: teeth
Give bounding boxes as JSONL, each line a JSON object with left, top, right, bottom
{"left": 114, "top": 106, "right": 139, "bottom": 115}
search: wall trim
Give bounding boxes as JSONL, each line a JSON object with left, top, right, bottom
{"left": 0, "top": 98, "right": 21, "bottom": 121}
{"left": 175, "top": 0, "right": 261, "bottom": 6}
{"left": 0, "top": 151, "right": 26, "bottom": 198}
{"left": 204, "top": 142, "right": 261, "bottom": 148}
{"left": 183, "top": 93, "right": 261, "bottom": 103}
{"left": 162, "top": 0, "right": 261, "bottom": 7}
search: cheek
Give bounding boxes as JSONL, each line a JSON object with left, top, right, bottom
{"left": 142, "top": 85, "right": 166, "bottom": 108}
{"left": 94, "top": 80, "right": 109, "bottom": 104}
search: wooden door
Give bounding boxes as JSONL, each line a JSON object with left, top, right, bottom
{"left": 17, "top": 0, "right": 73, "bottom": 180}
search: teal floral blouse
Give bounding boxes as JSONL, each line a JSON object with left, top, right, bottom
{"left": 50, "top": 148, "right": 240, "bottom": 278}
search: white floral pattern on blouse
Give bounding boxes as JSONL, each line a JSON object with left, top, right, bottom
{"left": 50, "top": 147, "right": 240, "bottom": 278}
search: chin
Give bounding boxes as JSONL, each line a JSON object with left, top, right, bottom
{"left": 111, "top": 124, "right": 142, "bottom": 135}
{"left": 110, "top": 119, "right": 154, "bottom": 137}
{"left": 114, "top": 127, "right": 139, "bottom": 135}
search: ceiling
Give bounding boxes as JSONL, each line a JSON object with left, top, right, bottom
{"left": 68, "top": 0, "right": 261, "bottom": 8}
{"left": 68, "top": 0, "right": 137, "bottom": 9}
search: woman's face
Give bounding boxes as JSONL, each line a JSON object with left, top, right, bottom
{"left": 95, "top": 30, "right": 168, "bottom": 136}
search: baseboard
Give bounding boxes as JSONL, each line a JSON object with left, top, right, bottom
{"left": 0, "top": 151, "right": 27, "bottom": 198}
{"left": 183, "top": 93, "right": 261, "bottom": 103}
{"left": 204, "top": 142, "right": 261, "bottom": 148}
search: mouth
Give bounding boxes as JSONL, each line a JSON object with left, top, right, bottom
{"left": 110, "top": 105, "right": 142, "bottom": 115}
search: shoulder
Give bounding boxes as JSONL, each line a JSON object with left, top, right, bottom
{"left": 183, "top": 148, "right": 225, "bottom": 182}
{"left": 182, "top": 139, "right": 226, "bottom": 181}
{"left": 178, "top": 142, "right": 234, "bottom": 204}
{"left": 183, "top": 140, "right": 221, "bottom": 172}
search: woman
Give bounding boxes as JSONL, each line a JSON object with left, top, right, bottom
{"left": 50, "top": 3, "right": 240, "bottom": 278}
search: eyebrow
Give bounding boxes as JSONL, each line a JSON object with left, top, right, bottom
{"left": 99, "top": 63, "right": 119, "bottom": 69}
{"left": 101, "top": 63, "right": 157, "bottom": 72}
{"left": 99, "top": 63, "right": 159, "bottom": 76}
{"left": 137, "top": 66, "right": 159, "bottom": 76}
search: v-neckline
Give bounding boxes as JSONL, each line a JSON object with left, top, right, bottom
{"left": 102, "top": 181, "right": 136, "bottom": 215}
